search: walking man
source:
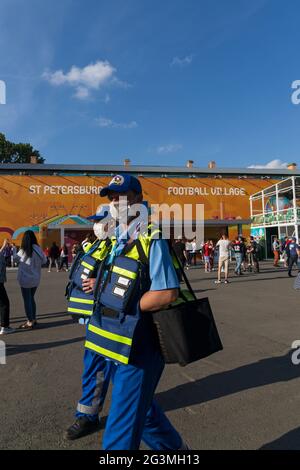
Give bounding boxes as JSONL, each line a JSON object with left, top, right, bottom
{"left": 232, "top": 236, "right": 244, "bottom": 276}
{"left": 215, "top": 234, "right": 231, "bottom": 284}
{"left": 273, "top": 236, "right": 280, "bottom": 267}
{"left": 83, "top": 174, "right": 187, "bottom": 450}
{"left": 286, "top": 237, "right": 300, "bottom": 277}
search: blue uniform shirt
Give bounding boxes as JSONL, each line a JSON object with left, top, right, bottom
{"left": 149, "top": 239, "right": 179, "bottom": 291}
{"left": 288, "top": 242, "right": 299, "bottom": 257}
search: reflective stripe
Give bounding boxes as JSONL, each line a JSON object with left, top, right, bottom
{"left": 82, "top": 241, "right": 93, "bottom": 254}
{"left": 76, "top": 403, "right": 99, "bottom": 415}
{"left": 85, "top": 340, "right": 129, "bottom": 365}
{"left": 112, "top": 266, "right": 137, "bottom": 280}
{"left": 137, "top": 227, "right": 161, "bottom": 259}
{"left": 69, "top": 297, "right": 94, "bottom": 305}
{"left": 92, "top": 370, "right": 105, "bottom": 413}
{"left": 88, "top": 324, "right": 132, "bottom": 346}
{"left": 68, "top": 307, "right": 93, "bottom": 315}
{"left": 150, "top": 229, "right": 161, "bottom": 239}
{"left": 81, "top": 261, "right": 94, "bottom": 270}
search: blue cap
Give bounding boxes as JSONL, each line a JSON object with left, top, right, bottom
{"left": 86, "top": 204, "right": 110, "bottom": 221}
{"left": 100, "top": 174, "right": 142, "bottom": 197}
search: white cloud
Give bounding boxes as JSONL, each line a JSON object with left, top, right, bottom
{"left": 110, "top": 77, "right": 131, "bottom": 89}
{"left": 43, "top": 60, "right": 118, "bottom": 99}
{"left": 248, "top": 159, "right": 289, "bottom": 169}
{"left": 96, "top": 117, "right": 137, "bottom": 129}
{"left": 73, "top": 86, "right": 90, "bottom": 100}
{"left": 171, "top": 55, "right": 194, "bottom": 67}
{"left": 157, "top": 144, "right": 182, "bottom": 154}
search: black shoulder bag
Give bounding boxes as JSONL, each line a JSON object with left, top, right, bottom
{"left": 151, "top": 247, "right": 223, "bottom": 367}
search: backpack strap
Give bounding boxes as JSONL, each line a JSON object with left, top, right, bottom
{"left": 86, "top": 239, "right": 102, "bottom": 255}
{"left": 121, "top": 238, "right": 148, "bottom": 265}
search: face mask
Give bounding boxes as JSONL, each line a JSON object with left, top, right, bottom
{"left": 93, "top": 223, "right": 106, "bottom": 240}
{"left": 109, "top": 200, "right": 130, "bottom": 221}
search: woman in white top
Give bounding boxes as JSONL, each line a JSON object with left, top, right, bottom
{"left": 17, "top": 230, "right": 47, "bottom": 329}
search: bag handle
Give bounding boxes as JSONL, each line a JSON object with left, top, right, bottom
{"left": 170, "top": 244, "right": 197, "bottom": 301}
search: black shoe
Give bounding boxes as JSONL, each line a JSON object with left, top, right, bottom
{"left": 288, "top": 273, "right": 294, "bottom": 277}
{"left": 64, "top": 416, "right": 100, "bottom": 440}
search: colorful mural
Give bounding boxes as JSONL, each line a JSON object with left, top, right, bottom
{"left": 0, "top": 174, "right": 277, "bottom": 245}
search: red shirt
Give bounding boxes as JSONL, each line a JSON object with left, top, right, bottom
{"left": 203, "top": 243, "right": 212, "bottom": 257}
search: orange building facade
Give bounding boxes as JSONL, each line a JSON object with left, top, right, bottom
{"left": 0, "top": 163, "right": 298, "bottom": 251}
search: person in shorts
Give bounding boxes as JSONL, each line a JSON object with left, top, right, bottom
{"left": 203, "top": 240, "right": 213, "bottom": 272}
{"left": 215, "top": 234, "right": 231, "bottom": 284}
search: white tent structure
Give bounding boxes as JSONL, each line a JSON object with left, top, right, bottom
{"left": 250, "top": 176, "right": 300, "bottom": 257}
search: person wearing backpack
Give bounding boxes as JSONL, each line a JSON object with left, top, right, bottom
{"left": 17, "top": 230, "right": 47, "bottom": 329}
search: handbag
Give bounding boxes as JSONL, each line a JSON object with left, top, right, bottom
{"left": 151, "top": 247, "right": 223, "bottom": 366}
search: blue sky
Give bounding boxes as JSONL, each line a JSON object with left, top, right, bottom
{"left": 0, "top": 0, "right": 300, "bottom": 169}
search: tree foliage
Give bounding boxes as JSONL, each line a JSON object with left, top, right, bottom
{"left": 0, "top": 133, "right": 45, "bottom": 163}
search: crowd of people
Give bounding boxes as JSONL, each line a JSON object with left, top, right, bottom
{"left": 1, "top": 241, "right": 19, "bottom": 267}
{"left": 273, "top": 235, "right": 300, "bottom": 277}
{"left": 173, "top": 233, "right": 299, "bottom": 284}
{"left": 173, "top": 234, "right": 260, "bottom": 277}
{"left": 1, "top": 229, "right": 299, "bottom": 336}
{"left": 43, "top": 242, "right": 70, "bottom": 272}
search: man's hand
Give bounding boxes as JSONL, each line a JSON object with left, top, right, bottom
{"left": 82, "top": 278, "right": 96, "bottom": 294}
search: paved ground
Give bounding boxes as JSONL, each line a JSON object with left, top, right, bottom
{"left": 1, "top": 260, "right": 300, "bottom": 450}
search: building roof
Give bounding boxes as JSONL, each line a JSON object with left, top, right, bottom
{"left": 0, "top": 163, "right": 299, "bottom": 178}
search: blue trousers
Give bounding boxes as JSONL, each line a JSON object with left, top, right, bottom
{"left": 21, "top": 287, "right": 37, "bottom": 322}
{"left": 77, "top": 347, "right": 183, "bottom": 450}
{"left": 75, "top": 348, "right": 111, "bottom": 421}
{"left": 234, "top": 253, "right": 242, "bottom": 274}
{"left": 102, "top": 348, "right": 182, "bottom": 450}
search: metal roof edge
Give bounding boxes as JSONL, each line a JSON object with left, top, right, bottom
{"left": 0, "top": 163, "right": 299, "bottom": 176}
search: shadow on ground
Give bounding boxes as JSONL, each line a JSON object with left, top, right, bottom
{"left": 6, "top": 336, "right": 85, "bottom": 356}
{"left": 260, "top": 427, "right": 300, "bottom": 450}
{"left": 156, "top": 353, "right": 299, "bottom": 412}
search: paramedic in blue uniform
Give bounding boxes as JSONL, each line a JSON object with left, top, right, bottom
{"left": 96, "top": 174, "right": 187, "bottom": 450}
{"left": 64, "top": 206, "right": 114, "bottom": 440}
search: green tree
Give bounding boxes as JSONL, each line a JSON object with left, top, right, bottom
{"left": 0, "top": 133, "right": 45, "bottom": 163}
